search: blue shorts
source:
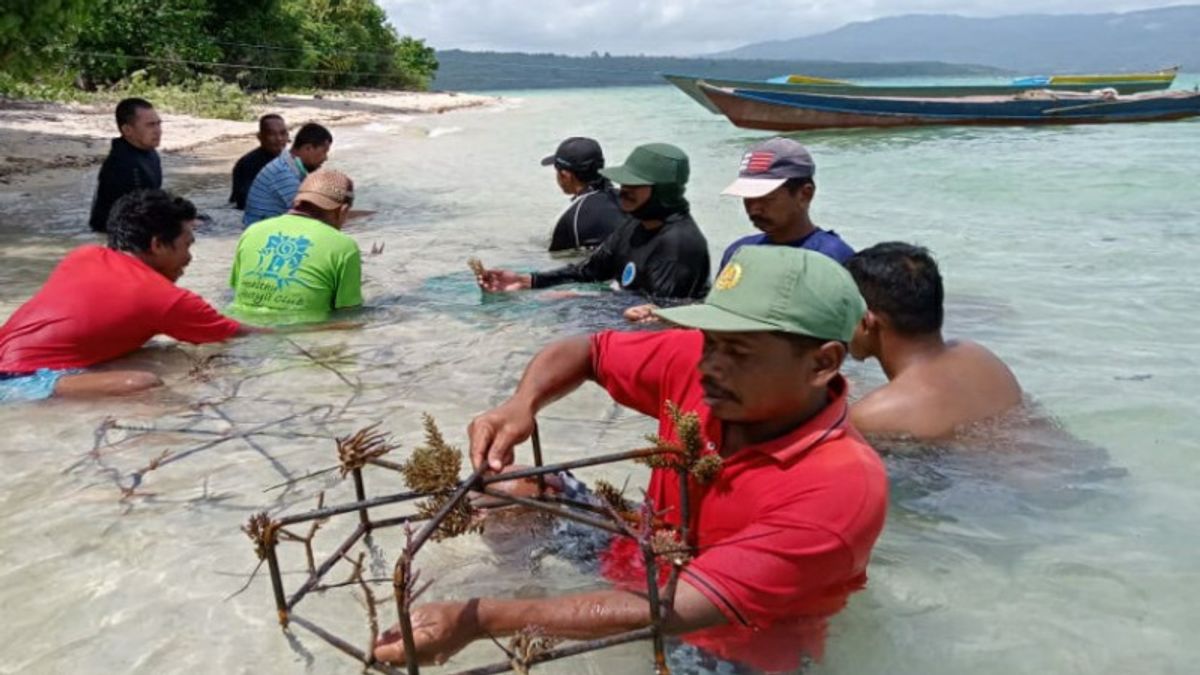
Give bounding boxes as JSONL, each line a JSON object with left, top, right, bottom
{"left": 0, "top": 368, "right": 81, "bottom": 403}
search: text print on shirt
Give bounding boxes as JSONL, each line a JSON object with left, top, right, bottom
{"left": 251, "top": 233, "right": 314, "bottom": 289}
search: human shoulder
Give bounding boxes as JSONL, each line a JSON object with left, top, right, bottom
{"left": 592, "top": 328, "right": 702, "bottom": 378}
{"left": 807, "top": 228, "right": 855, "bottom": 262}
{"left": 591, "top": 328, "right": 703, "bottom": 416}
{"left": 234, "top": 148, "right": 264, "bottom": 169}
{"left": 62, "top": 244, "right": 109, "bottom": 262}
{"left": 662, "top": 213, "right": 707, "bottom": 245}
{"left": 256, "top": 154, "right": 292, "bottom": 179}
{"left": 850, "top": 381, "right": 944, "bottom": 439}
{"left": 943, "top": 339, "right": 1023, "bottom": 403}
{"left": 726, "top": 233, "right": 767, "bottom": 252}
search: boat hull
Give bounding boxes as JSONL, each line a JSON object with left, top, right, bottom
{"left": 698, "top": 84, "right": 1200, "bottom": 131}
{"left": 664, "top": 73, "right": 1176, "bottom": 114}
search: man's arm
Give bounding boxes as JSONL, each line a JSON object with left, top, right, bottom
{"left": 530, "top": 232, "right": 618, "bottom": 289}
{"left": 468, "top": 335, "right": 593, "bottom": 471}
{"left": 89, "top": 159, "right": 124, "bottom": 231}
{"left": 333, "top": 247, "right": 364, "bottom": 309}
{"left": 373, "top": 581, "right": 726, "bottom": 666}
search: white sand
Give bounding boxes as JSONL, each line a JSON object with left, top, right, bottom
{"left": 0, "top": 90, "right": 499, "bottom": 186}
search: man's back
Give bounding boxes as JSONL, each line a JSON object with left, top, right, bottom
{"left": 230, "top": 148, "right": 276, "bottom": 210}
{"left": 229, "top": 214, "right": 362, "bottom": 322}
{"left": 243, "top": 154, "right": 302, "bottom": 226}
{"left": 89, "top": 138, "right": 162, "bottom": 232}
{"left": 548, "top": 186, "right": 627, "bottom": 252}
{"left": 0, "top": 246, "right": 238, "bottom": 373}
{"left": 852, "top": 339, "right": 1023, "bottom": 439}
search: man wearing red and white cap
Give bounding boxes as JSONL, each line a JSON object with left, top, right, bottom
{"left": 719, "top": 137, "right": 855, "bottom": 271}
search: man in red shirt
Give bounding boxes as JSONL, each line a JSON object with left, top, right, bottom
{"left": 0, "top": 190, "right": 248, "bottom": 401}
{"left": 375, "top": 247, "right": 888, "bottom": 672}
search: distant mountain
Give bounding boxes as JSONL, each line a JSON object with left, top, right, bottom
{"left": 431, "top": 50, "right": 1003, "bottom": 91}
{"left": 715, "top": 5, "right": 1200, "bottom": 72}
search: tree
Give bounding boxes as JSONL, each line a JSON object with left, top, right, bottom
{"left": 0, "top": 0, "right": 90, "bottom": 76}
{"left": 4, "top": 0, "right": 437, "bottom": 91}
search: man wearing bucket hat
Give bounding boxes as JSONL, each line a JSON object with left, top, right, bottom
{"left": 719, "top": 137, "right": 854, "bottom": 271}
{"left": 541, "top": 137, "right": 628, "bottom": 252}
{"left": 477, "top": 143, "right": 711, "bottom": 299}
{"left": 376, "top": 247, "right": 887, "bottom": 673}
{"left": 229, "top": 170, "right": 363, "bottom": 322}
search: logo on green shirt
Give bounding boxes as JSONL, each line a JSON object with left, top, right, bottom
{"left": 251, "top": 233, "right": 314, "bottom": 289}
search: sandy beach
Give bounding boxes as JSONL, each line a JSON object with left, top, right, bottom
{"left": 0, "top": 89, "right": 500, "bottom": 187}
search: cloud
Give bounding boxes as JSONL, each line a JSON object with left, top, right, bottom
{"left": 381, "top": 1, "right": 1183, "bottom": 55}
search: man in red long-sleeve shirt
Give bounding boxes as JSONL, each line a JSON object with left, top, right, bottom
{"left": 1, "top": 189, "right": 250, "bottom": 401}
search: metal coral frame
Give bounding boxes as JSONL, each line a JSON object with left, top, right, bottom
{"left": 246, "top": 423, "right": 703, "bottom": 675}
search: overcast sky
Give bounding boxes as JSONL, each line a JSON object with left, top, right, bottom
{"left": 381, "top": 1, "right": 1183, "bottom": 55}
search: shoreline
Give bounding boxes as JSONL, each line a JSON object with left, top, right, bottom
{"left": 0, "top": 89, "right": 501, "bottom": 188}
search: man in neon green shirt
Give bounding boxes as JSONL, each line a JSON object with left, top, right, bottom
{"left": 230, "top": 170, "right": 363, "bottom": 323}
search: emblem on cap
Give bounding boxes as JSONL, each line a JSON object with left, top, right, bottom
{"left": 715, "top": 263, "right": 742, "bottom": 290}
{"left": 739, "top": 151, "right": 775, "bottom": 175}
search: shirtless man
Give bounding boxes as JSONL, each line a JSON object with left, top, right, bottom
{"left": 846, "top": 242, "right": 1022, "bottom": 439}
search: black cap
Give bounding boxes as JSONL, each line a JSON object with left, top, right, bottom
{"left": 540, "top": 137, "right": 604, "bottom": 175}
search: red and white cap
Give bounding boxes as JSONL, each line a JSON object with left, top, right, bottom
{"left": 722, "top": 137, "right": 816, "bottom": 198}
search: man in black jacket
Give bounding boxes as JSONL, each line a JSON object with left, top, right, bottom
{"left": 542, "top": 137, "right": 628, "bottom": 252}
{"left": 478, "top": 143, "right": 711, "bottom": 300}
{"left": 229, "top": 114, "right": 289, "bottom": 210}
{"left": 88, "top": 98, "right": 162, "bottom": 232}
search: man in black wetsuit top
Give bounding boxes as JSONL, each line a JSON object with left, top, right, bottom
{"left": 229, "top": 114, "right": 289, "bottom": 211}
{"left": 542, "top": 137, "right": 628, "bottom": 252}
{"left": 478, "top": 143, "right": 711, "bottom": 300}
{"left": 88, "top": 98, "right": 162, "bottom": 232}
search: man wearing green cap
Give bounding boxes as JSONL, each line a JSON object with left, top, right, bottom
{"left": 376, "top": 247, "right": 888, "bottom": 673}
{"left": 476, "top": 143, "right": 711, "bottom": 299}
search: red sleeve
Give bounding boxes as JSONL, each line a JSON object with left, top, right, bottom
{"left": 160, "top": 290, "right": 241, "bottom": 344}
{"left": 590, "top": 329, "right": 698, "bottom": 419}
{"left": 683, "top": 518, "right": 855, "bottom": 628}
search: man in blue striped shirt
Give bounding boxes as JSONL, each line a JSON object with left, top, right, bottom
{"left": 243, "top": 123, "right": 333, "bottom": 226}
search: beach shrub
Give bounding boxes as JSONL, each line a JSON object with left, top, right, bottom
{"left": 0, "top": 70, "right": 254, "bottom": 121}
{"left": 114, "top": 71, "right": 255, "bottom": 121}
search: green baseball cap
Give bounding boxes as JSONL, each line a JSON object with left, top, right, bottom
{"left": 655, "top": 246, "right": 866, "bottom": 342}
{"left": 599, "top": 143, "right": 690, "bottom": 186}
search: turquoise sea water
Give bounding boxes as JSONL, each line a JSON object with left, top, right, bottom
{"left": 0, "top": 78, "right": 1198, "bottom": 674}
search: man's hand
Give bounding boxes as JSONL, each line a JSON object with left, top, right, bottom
{"left": 468, "top": 399, "right": 536, "bottom": 471}
{"left": 623, "top": 303, "right": 661, "bottom": 324}
{"left": 477, "top": 268, "right": 532, "bottom": 293}
{"left": 373, "top": 600, "right": 481, "bottom": 666}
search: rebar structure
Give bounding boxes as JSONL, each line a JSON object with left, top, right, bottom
{"left": 245, "top": 412, "right": 719, "bottom": 675}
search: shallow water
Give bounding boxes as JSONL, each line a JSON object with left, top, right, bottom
{"left": 1, "top": 78, "right": 1199, "bottom": 674}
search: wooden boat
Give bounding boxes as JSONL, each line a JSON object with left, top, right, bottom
{"left": 697, "top": 82, "right": 1200, "bottom": 131}
{"left": 664, "top": 72, "right": 1177, "bottom": 115}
